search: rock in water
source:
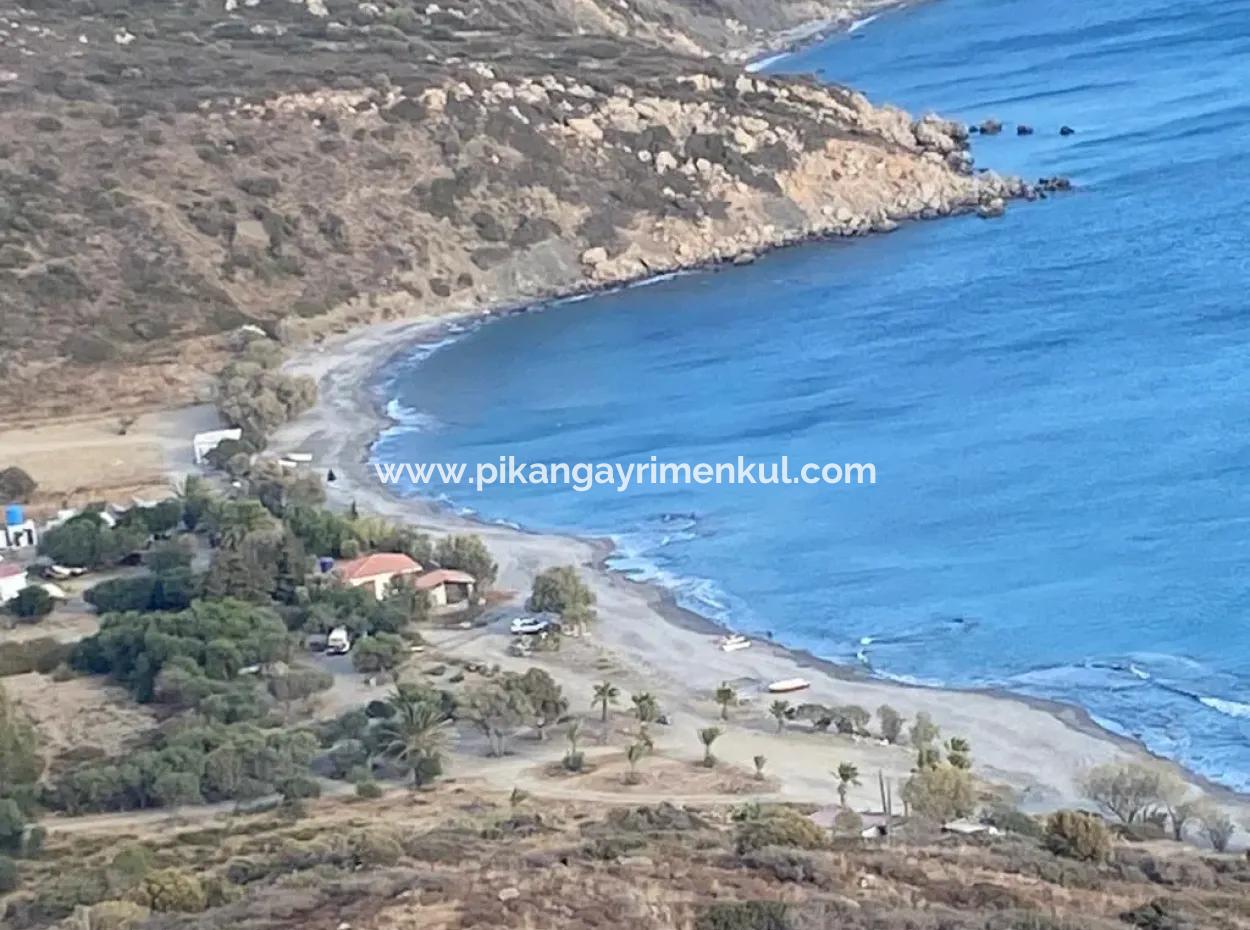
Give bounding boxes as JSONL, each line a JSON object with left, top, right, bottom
{"left": 977, "top": 198, "right": 1006, "bottom": 219}
{"left": 1016, "top": 124, "right": 1034, "bottom": 136}
{"left": 1060, "top": 125, "right": 1076, "bottom": 136}
{"left": 978, "top": 119, "right": 1003, "bottom": 135}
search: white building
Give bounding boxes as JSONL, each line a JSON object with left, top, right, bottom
{"left": 0, "top": 563, "right": 29, "bottom": 602}
{"left": 1, "top": 519, "right": 36, "bottom": 549}
{"left": 192, "top": 428, "right": 244, "bottom": 466}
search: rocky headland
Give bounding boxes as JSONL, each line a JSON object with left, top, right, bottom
{"left": 0, "top": 0, "right": 1032, "bottom": 421}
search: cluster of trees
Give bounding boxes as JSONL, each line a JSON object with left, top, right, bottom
{"left": 1080, "top": 760, "right": 1236, "bottom": 851}
{"left": 0, "top": 686, "right": 46, "bottom": 892}
{"left": 769, "top": 699, "right": 905, "bottom": 741}
{"left": 528, "top": 565, "right": 595, "bottom": 632}
{"left": 6, "top": 586, "right": 53, "bottom": 621}
{"left": 84, "top": 541, "right": 198, "bottom": 614}
{"left": 215, "top": 337, "right": 317, "bottom": 448}
{"left": 71, "top": 598, "right": 293, "bottom": 705}
{"left": 39, "top": 512, "right": 149, "bottom": 570}
{"left": 44, "top": 722, "right": 319, "bottom": 814}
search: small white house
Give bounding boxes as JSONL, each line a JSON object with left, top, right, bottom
{"left": 192, "top": 428, "right": 244, "bottom": 466}
{"left": 1, "top": 519, "right": 36, "bottom": 549}
{"left": 0, "top": 563, "right": 29, "bottom": 602}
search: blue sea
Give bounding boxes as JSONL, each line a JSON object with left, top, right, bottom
{"left": 373, "top": 0, "right": 1250, "bottom": 788}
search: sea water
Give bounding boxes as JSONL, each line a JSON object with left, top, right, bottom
{"left": 374, "top": 0, "right": 1250, "bottom": 787}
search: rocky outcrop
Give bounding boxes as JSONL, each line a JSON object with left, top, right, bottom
{"left": 0, "top": 0, "right": 1036, "bottom": 421}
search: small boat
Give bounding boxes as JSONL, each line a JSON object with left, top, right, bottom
{"left": 767, "top": 678, "right": 811, "bottom": 694}
{"left": 718, "top": 634, "right": 751, "bottom": 652}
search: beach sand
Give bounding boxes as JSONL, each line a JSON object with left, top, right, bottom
{"left": 267, "top": 315, "right": 1244, "bottom": 816}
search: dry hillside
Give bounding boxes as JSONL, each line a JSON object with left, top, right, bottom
{"left": 0, "top": 0, "right": 1029, "bottom": 423}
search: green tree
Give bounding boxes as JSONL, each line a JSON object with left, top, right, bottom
{"left": 0, "top": 686, "right": 42, "bottom": 795}
{"left": 511, "top": 668, "right": 566, "bottom": 740}
{"left": 946, "top": 736, "right": 972, "bottom": 769}
{"left": 625, "top": 741, "right": 645, "bottom": 785}
{"left": 901, "top": 765, "right": 975, "bottom": 822}
{"left": 835, "top": 762, "right": 861, "bottom": 808}
{"left": 1079, "top": 761, "right": 1186, "bottom": 825}
{"left": 0, "top": 465, "right": 36, "bottom": 503}
{"left": 698, "top": 726, "right": 722, "bottom": 767}
{"left": 714, "top": 682, "right": 736, "bottom": 721}
{"left": 908, "top": 711, "right": 940, "bottom": 748}
{"left": 632, "top": 692, "right": 660, "bottom": 724}
{"left": 8, "top": 585, "right": 53, "bottom": 620}
{"left": 376, "top": 692, "right": 451, "bottom": 787}
{"left": 769, "top": 699, "right": 790, "bottom": 733}
{"left": 563, "top": 718, "right": 584, "bottom": 772}
{"left": 434, "top": 534, "right": 497, "bottom": 589}
{"left": 592, "top": 680, "right": 619, "bottom": 723}
{"left": 0, "top": 854, "right": 17, "bottom": 893}
{"left": 877, "top": 705, "right": 904, "bottom": 743}
{"left": 465, "top": 682, "right": 533, "bottom": 757}
{"left": 0, "top": 798, "right": 26, "bottom": 853}
{"left": 350, "top": 633, "right": 409, "bottom": 674}
{"left": 528, "top": 565, "right": 595, "bottom": 615}
{"left": 1044, "top": 810, "right": 1112, "bottom": 861}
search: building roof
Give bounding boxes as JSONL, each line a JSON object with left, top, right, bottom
{"left": 414, "top": 568, "right": 476, "bottom": 590}
{"left": 0, "top": 563, "right": 27, "bottom": 579}
{"left": 335, "top": 552, "right": 422, "bottom": 581}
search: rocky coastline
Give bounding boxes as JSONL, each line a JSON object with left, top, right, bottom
{"left": 0, "top": 0, "right": 1062, "bottom": 422}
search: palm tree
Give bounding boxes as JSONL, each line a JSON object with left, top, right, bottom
{"left": 836, "top": 762, "right": 861, "bottom": 808}
{"left": 714, "top": 682, "right": 737, "bottom": 721}
{"left": 592, "top": 680, "right": 620, "bottom": 723}
{"left": 753, "top": 754, "right": 767, "bottom": 781}
{"left": 376, "top": 693, "right": 451, "bottom": 788}
{"left": 769, "top": 700, "right": 791, "bottom": 733}
{"left": 698, "top": 726, "right": 722, "bottom": 767}
{"left": 632, "top": 691, "right": 659, "bottom": 723}
{"left": 625, "top": 741, "right": 646, "bottom": 785}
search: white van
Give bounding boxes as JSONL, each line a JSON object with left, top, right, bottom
{"left": 326, "top": 626, "right": 352, "bottom": 655}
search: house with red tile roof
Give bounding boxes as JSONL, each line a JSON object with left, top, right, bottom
{"left": 334, "top": 552, "right": 422, "bottom": 600}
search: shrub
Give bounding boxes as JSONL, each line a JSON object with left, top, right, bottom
{"left": 1079, "top": 761, "right": 1186, "bottom": 825}
{"left": 133, "top": 868, "right": 207, "bottom": 912}
{"left": 987, "top": 805, "right": 1045, "bottom": 839}
{"left": 734, "top": 808, "right": 828, "bottom": 854}
{"left": 0, "top": 466, "right": 36, "bottom": 502}
{"left": 351, "top": 633, "right": 408, "bottom": 673}
{"left": 740, "top": 846, "right": 822, "bottom": 883}
{"left": 0, "top": 798, "right": 25, "bottom": 852}
{"left": 278, "top": 774, "right": 321, "bottom": 802}
{"left": 85, "top": 899, "right": 149, "bottom": 930}
{"left": 8, "top": 585, "right": 53, "bottom": 620}
{"left": 1045, "top": 810, "right": 1113, "bottom": 862}
{"left": 696, "top": 901, "right": 791, "bottom": 930}
{"left": 351, "top": 829, "right": 403, "bottom": 866}
{"left": 0, "top": 853, "right": 17, "bottom": 892}
{"left": 901, "top": 765, "right": 975, "bottom": 822}
{"left": 877, "top": 704, "right": 903, "bottom": 743}
{"left": 355, "top": 779, "right": 383, "bottom": 799}
{"left": 832, "top": 809, "right": 864, "bottom": 837}
{"left": 0, "top": 637, "right": 70, "bottom": 676}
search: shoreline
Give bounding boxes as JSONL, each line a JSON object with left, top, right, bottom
{"left": 272, "top": 309, "right": 1250, "bottom": 812}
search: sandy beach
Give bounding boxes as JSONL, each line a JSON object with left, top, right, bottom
{"left": 265, "top": 313, "right": 1247, "bottom": 816}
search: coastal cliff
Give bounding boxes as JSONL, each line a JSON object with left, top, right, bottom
{"left": 0, "top": 0, "right": 1022, "bottom": 421}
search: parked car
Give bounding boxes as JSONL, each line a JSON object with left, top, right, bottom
{"left": 326, "top": 626, "right": 352, "bottom": 655}
{"left": 509, "top": 616, "right": 549, "bottom": 635}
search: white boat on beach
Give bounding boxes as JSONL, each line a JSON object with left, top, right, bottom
{"left": 767, "top": 678, "right": 811, "bottom": 694}
{"left": 718, "top": 633, "right": 751, "bottom": 652}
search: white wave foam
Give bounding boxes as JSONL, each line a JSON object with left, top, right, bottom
{"left": 1200, "top": 696, "right": 1250, "bottom": 719}
{"left": 848, "top": 13, "right": 880, "bottom": 33}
